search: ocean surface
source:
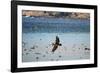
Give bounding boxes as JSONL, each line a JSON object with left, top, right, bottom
{"left": 22, "top": 16, "right": 90, "bottom": 33}
{"left": 22, "top": 16, "right": 90, "bottom": 62}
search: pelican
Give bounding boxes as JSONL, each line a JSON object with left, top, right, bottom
{"left": 52, "top": 36, "right": 62, "bottom": 52}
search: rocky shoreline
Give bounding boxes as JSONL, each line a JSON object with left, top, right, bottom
{"left": 22, "top": 10, "right": 90, "bottom": 19}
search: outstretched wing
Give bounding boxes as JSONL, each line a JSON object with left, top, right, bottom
{"left": 52, "top": 44, "right": 58, "bottom": 52}
{"left": 56, "top": 36, "right": 60, "bottom": 44}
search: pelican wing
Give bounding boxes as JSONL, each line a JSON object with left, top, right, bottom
{"left": 52, "top": 44, "right": 58, "bottom": 52}
{"left": 56, "top": 36, "right": 60, "bottom": 44}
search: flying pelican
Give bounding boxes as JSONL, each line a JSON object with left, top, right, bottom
{"left": 52, "top": 36, "right": 62, "bottom": 52}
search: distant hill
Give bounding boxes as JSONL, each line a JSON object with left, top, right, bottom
{"left": 22, "top": 10, "right": 90, "bottom": 19}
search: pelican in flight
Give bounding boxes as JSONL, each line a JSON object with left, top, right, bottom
{"left": 52, "top": 36, "right": 62, "bottom": 52}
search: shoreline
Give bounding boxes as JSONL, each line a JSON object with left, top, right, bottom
{"left": 23, "top": 15, "right": 90, "bottom": 20}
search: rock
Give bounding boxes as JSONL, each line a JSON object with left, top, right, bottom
{"left": 46, "top": 46, "right": 48, "bottom": 48}
{"left": 85, "top": 48, "right": 90, "bottom": 51}
{"left": 36, "top": 57, "right": 39, "bottom": 60}
{"left": 35, "top": 53, "right": 41, "bottom": 55}
{"left": 51, "top": 59, "right": 54, "bottom": 61}
{"left": 26, "top": 52, "right": 29, "bottom": 55}
{"left": 24, "top": 49, "right": 27, "bottom": 51}
{"left": 59, "top": 55, "right": 62, "bottom": 58}
{"left": 31, "top": 46, "right": 35, "bottom": 49}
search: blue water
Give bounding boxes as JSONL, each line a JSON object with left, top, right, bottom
{"left": 22, "top": 16, "right": 90, "bottom": 33}
{"left": 22, "top": 16, "right": 90, "bottom": 62}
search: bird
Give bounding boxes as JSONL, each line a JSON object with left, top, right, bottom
{"left": 52, "top": 36, "right": 62, "bottom": 52}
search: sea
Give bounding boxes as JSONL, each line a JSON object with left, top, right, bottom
{"left": 22, "top": 16, "right": 90, "bottom": 62}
